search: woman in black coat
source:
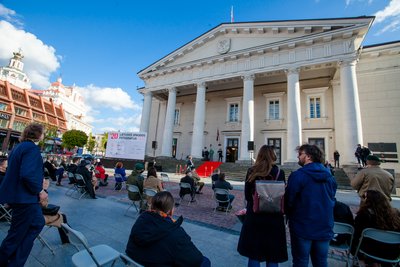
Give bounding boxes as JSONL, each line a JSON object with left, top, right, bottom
{"left": 237, "top": 145, "right": 288, "bottom": 267}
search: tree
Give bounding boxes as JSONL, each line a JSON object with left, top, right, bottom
{"left": 38, "top": 123, "right": 58, "bottom": 151}
{"left": 62, "top": 130, "right": 88, "bottom": 150}
{"left": 86, "top": 133, "right": 95, "bottom": 153}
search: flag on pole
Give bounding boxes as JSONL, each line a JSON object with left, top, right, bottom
{"left": 230, "top": 6, "right": 234, "bottom": 23}
{"left": 216, "top": 128, "right": 220, "bottom": 141}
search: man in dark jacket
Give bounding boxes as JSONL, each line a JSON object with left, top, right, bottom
{"left": 180, "top": 169, "right": 196, "bottom": 202}
{"left": 285, "top": 144, "right": 337, "bottom": 267}
{"left": 126, "top": 191, "right": 210, "bottom": 266}
{"left": 75, "top": 160, "right": 96, "bottom": 199}
{"left": 214, "top": 173, "right": 234, "bottom": 209}
{"left": 0, "top": 123, "right": 47, "bottom": 267}
{"left": 43, "top": 155, "right": 57, "bottom": 181}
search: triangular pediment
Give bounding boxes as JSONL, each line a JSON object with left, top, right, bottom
{"left": 138, "top": 16, "right": 373, "bottom": 78}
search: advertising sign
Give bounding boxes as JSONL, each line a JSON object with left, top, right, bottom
{"left": 105, "top": 132, "right": 147, "bottom": 160}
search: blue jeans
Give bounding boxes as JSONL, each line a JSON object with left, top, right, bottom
{"left": 290, "top": 232, "right": 330, "bottom": 267}
{"left": 248, "top": 258, "right": 278, "bottom": 267}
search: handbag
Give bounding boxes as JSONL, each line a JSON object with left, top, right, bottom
{"left": 42, "top": 204, "right": 60, "bottom": 216}
{"left": 252, "top": 168, "right": 285, "bottom": 214}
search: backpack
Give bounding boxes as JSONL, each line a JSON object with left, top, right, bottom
{"left": 252, "top": 168, "right": 285, "bottom": 214}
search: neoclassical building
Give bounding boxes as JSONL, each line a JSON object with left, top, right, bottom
{"left": 138, "top": 16, "right": 400, "bottom": 172}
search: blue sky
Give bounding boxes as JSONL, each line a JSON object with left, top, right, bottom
{"left": 0, "top": 0, "right": 399, "bottom": 134}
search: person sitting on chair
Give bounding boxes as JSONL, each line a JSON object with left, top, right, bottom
{"left": 351, "top": 190, "right": 400, "bottom": 265}
{"left": 95, "top": 162, "right": 108, "bottom": 186}
{"left": 125, "top": 191, "right": 211, "bottom": 267}
{"left": 44, "top": 155, "right": 57, "bottom": 181}
{"left": 211, "top": 168, "right": 220, "bottom": 189}
{"left": 143, "top": 167, "right": 163, "bottom": 208}
{"left": 66, "top": 157, "right": 79, "bottom": 184}
{"left": 180, "top": 169, "right": 196, "bottom": 203}
{"left": 75, "top": 160, "right": 97, "bottom": 199}
{"left": 214, "top": 173, "right": 234, "bottom": 210}
{"left": 127, "top": 163, "right": 145, "bottom": 209}
{"left": 191, "top": 167, "right": 204, "bottom": 194}
{"left": 114, "top": 162, "right": 127, "bottom": 190}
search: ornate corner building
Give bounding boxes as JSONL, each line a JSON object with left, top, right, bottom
{"left": 0, "top": 51, "right": 67, "bottom": 151}
{"left": 138, "top": 16, "right": 400, "bottom": 172}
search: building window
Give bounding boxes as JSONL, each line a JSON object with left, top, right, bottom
{"left": 269, "top": 100, "right": 280, "bottom": 120}
{"left": 302, "top": 87, "right": 328, "bottom": 120}
{"left": 309, "top": 97, "right": 321, "bottom": 118}
{"left": 0, "top": 103, "right": 7, "bottom": 111}
{"left": 229, "top": 103, "right": 239, "bottom": 122}
{"left": 225, "top": 97, "right": 241, "bottom": 123}
{"left": 12, "top": 121, "right": 27, "bottom": 132}
{"left": 0, "top": 119, "right": 8, "bottom": 128}
{"left": 264, "top": 92, "right": 285, "bottom": 123}
{"left": 15, "top": 107, "right": 27, "bottom": 116}
{"left": 174, "top": 109, "right": 180, "bottom": 126}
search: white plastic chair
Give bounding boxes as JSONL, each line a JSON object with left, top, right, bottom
{"left": 160, "top": 173, "right": 169, "bottom": 182}
{"left": 125, "top": 184, "right": 142, "bottom": 214}
{"left": 61, "top": 223, "right": 120, "bottom": 267}
{"left": 213, "top": 188, "right": 231, "bottom": 214}
{"left": 353, "top": 228, "right": 400, "bottom": 266}
{"left": 329, "top": 222, "right": 354, "bottom": 267}
{"left": 120, "top": 253, "right": 144, "bottom": 267}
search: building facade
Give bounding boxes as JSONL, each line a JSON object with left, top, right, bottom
{"left": 36, "top": 77, "right": 92, "bottom": 135}
{"left": 138, "top": 17, "right": 400, "bottom": 172}
{"left": 0, "top": 51, "right": 67, "bottom": 152}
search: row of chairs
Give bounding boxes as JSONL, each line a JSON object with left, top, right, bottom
{"left": 329, "top": 222, "right": 400, "bottom": 266}
{"left": 65, "top": 172, "right": 89, "bottom": 199}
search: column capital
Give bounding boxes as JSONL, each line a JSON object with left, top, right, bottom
{"left": 338, "top": 58, "right": 358, "bottom": 67}
{"left": 285, "top": 68, "right": 300, "bottom": 75}
{"left": 196, "top": 81, "right": 207, "bottom": 88}
{"left": 242, "top": 73, "right": 255, "bottom": 81}
{"left": 143, "top": 91, "right": 152, "bottom": 97}
{"left": 167, "top": 87, "right": 177, "bottom": 93}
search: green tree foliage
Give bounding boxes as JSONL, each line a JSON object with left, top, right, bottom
{"left": 38, "top": 123, "right": 58, "bottom": 150}
{"left": 86, "top": 133, "right": 95, "bottom": 153}
{"left": 102, "top": 133, "right": 108, "bottom": 150}
{"left": 62, "top": 130, "right": 88, "bottom": 150}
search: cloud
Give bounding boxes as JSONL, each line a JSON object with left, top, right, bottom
{"left": 0, "top": 4, "right": 22, "bottom": 27}
{"left": 374, "top": 0, "right": 400, "bottom": 23}
{"left": 345, "top": 0, "right": 373, "bottom": 7}
{"left": 93, "top": 114, "right": 141, "bottom": 132}
{"left": 0, "top": 20, "right": 60, "bottom": 88}
{"left": 78, "top": 84, "right": 141, "bottom": 111}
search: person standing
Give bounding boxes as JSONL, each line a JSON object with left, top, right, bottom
{"left": 351, "top": 155, "right": 394, "bottom": 203}
{"left": 209, "top": 144, "right": 214, "bottom": 162}
{"left": 285, "top": 144, "right": 337, "bottom": 267}
{"left": 238, "top": 145, "right": 288, "bottom": 267}
{"left": 333, "top": 150, "right": 340, "bottom": 168}
{"left": 360, "top": 146, "right": 371, "bottom": 167}
{"left": 355, "top": 144, "right": 362, "bottom": 168}
{"left": 0, "top": 123, "right": 48, "bottom": 267}
{"left": 218, "top": 146, "right": 223, "bottom": 162}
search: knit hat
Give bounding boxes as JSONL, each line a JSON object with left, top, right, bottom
{"left": 366, "top": 155, "right": 381, "bottom": 162}
{"left": 135, "top": 162, "right": 144, "bottom": 170}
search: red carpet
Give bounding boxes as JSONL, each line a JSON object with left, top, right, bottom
{"left": 196, "top": 161, "right": 222, "bottom": 177}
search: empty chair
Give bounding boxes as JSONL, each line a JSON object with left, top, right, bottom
{"left": 329, "top": 222, "right": 355, "bottom": 267}
{"left": 120, "top": 253, "right": 144, "bottom": 267}
{"left": 125, "top": 184, "right": 143, "bottom": 215}
{"left": 178, "top": 182, "right": 194, "bottom": 205}
{"left": 65, "top": 172, "right": 77, "bottom": 196}
{"left": 61, "top": 223, "right": 120, "bottom": 267}
{"left": 353, "top": 228, "right": 400, "bottom": 266}
{"left": 213, "top": 188, "right": 231, "bottom": 214}
{"left": 160, "top": 173, "right": 169, "bottom": 182}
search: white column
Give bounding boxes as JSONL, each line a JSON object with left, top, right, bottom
{"left": 191, "top": 82, "right": 206, "bottom": 158}
{"left": 239, "top": 74, "right": 255, "bottom": 160}
{"left": 340, "top": 59, "right": 363, "bottom": 164}
{"left": 161, "top": 88, "right": 177, "bottom": 157}
{"left": 139, "top": 91, "right": 152, "bottom": 133}
{"left": 286, "top": 68, "right": 302, "bottom": 163}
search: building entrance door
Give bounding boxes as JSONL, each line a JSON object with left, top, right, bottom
{"left": 267, "top": 138, "right": 282, "bottom": 165}
{"left": 309, "top": 138, "right": 325, "bottom": 153}
{"left": 226, "top": 138, "right": 239, "bottom": 162}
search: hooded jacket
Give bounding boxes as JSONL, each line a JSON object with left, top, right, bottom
{"left": 285, "top": 162, "right": 337, "bottom": 240}
{"left": 125, "top": 211, "right": 203, "bottom": 267}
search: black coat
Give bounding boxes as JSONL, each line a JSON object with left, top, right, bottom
{"left": 126, "top": 211, "right": 203, "bottom": 267}
{"left": 237, "top": 165, "right": 288, "bottom": 262}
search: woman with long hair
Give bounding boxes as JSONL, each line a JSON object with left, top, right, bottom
{"left": 237, "top": 145, "right": 288, "bottom": 267}
{"left": 352, "top": 190, "right": 400, "bottom": 265}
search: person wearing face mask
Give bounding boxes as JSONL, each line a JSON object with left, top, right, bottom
{"left": 179, "top": 169, "right": 196, "bottom": 202}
